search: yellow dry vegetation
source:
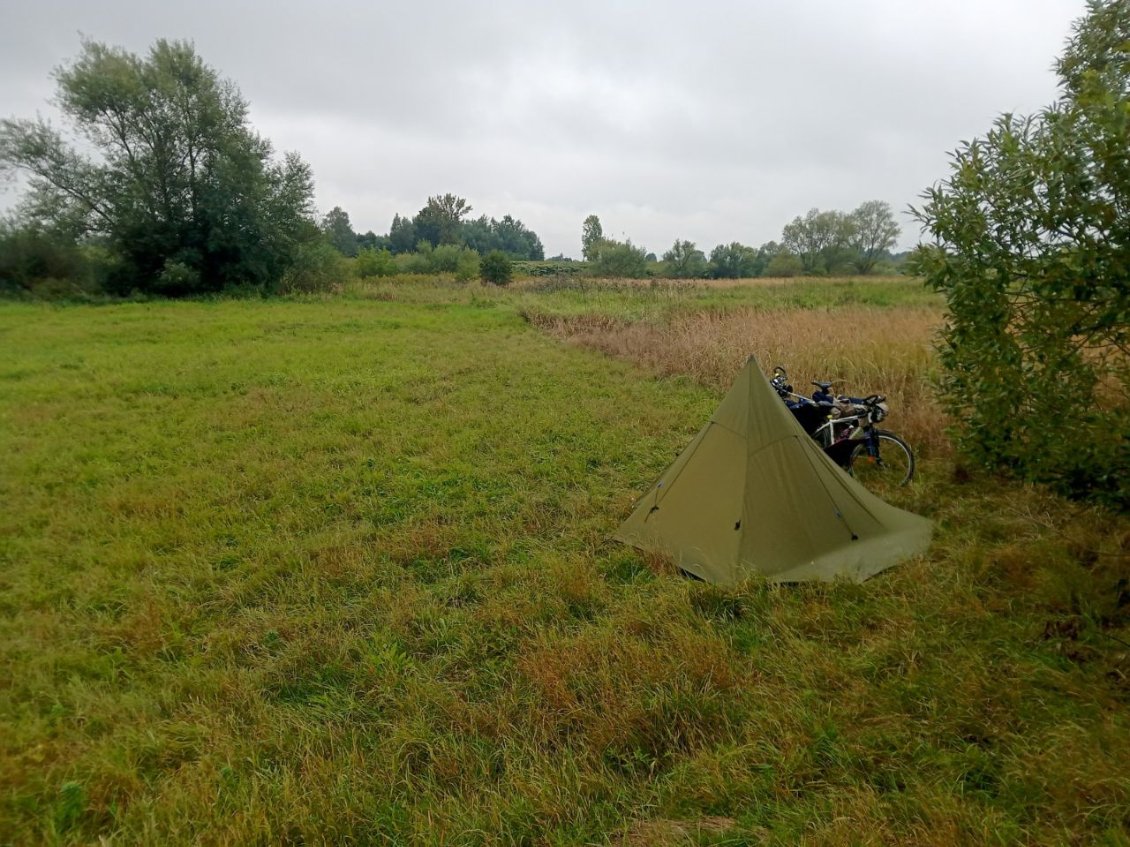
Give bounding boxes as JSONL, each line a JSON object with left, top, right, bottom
{"left": 528, "top": 304, "right": 950, "bottom": 457}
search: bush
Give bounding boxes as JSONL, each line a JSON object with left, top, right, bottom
{"left": 454, "top": 250, "right": 480, "bottom": 282}
{"left": 431, "top": 244, "right": 480, "bottom": 279}
{"left": 396, "top": 251, "right": 433, "bottom": 275}
{"left": 278, "top": 241, "right": 345, "bottom": 294}
{"left": 763, "top": 252, "right": 804, "bottom": 278}
{"left": 430, "top": 244, "right": 463, "bottom": 273}
{"left": 590, "top": 239, "right": 649, "bottom": 278}
{"left": 909, "top": 0, "right": 1130, "bottom": 508}
{"left": 0, "top": 223, "right": 99, "bottom": 297}
{"left": 480, "top": 250, "right": 513, "bottom": 285}
{"left": 355, "top": 247, "right": 396, "bottom": 278}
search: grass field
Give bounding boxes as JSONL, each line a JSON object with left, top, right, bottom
{"left": 1, "top": 277, "right": 1128, "bottom": 845}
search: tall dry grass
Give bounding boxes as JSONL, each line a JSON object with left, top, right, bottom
{"left": 528, "top": 305, "right": 951, "bottom": 457}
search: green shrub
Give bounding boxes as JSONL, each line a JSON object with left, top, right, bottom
{"left": 278, "top": 241, "right": 345, "bottom": 294}
{"left": 0, "top": 223, "right": 100, "bottom": 297}
{"left": 454, "top": 249, "right": 480, "bottom": 282}
{"left": 430, "top": 244, "right": 464, "bottom": 273}
{"left": 355, "top": 247, "right": 396, "bottom": 278}
{"left": 909, "top": 0, "right": 1130, "bottom": 508}
{"left": 396, "top": 251, "right": 433, "bottom": 275}
{"left": 431, "top": 244, "right": 480, "bottom": 278}
{"left": 480, "top": 250, "right": 513, "bottom": 285}
{"left": 589, "top": 239, "right": 649, "bottom": 278}
{"left": 764, "top": 253, "right": 804, "bottom": 278}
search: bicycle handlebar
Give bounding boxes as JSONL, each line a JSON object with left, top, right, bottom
{"left": 770, "top": 365, "right": 888, "bottom": 421}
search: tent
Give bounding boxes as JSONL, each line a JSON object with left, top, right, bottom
{"left": 615, "top": 356, "right": 932, "bottom": 584}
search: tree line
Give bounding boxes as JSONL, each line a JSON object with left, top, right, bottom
{"left": 580, "top": 200, "right": 902, "bottom": 280}
{"left": 322, "top": 195, "right": 544, "bottom": 261}
{"left": 315, "top": 194, "right": 544, "bottom": 282}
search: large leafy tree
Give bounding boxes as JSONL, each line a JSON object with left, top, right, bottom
{"left": 707, "top": 242, "right": 759, "bottom": 279}
{"left": 388, "top": 214, "right": 418, "bottom": 254}
{"left": 781, "top": 208, "right": 851, "bottom": 274}
{"left": 321, "top": 206, "right": 358, "bottom": 257}
{"left": 847, "top": 200, "right": 900, "bottom": 273}
{"left": 752, "top": 241, "right": 783, "bottom": 277}
{"left": 581, "top": 214, "right": 603, "bottom": 261}
{"left": 662, "top": 239, "right": 708, "bottom": 278}
{"left": 590, "top": 238, "right": 649, "bottom": 278}
{"left": 910, "top": 0, "right": 1130, "bottom": 507}
{"left": 0, "top": 39, "right": 316, "bottom": 295}
{"left": 460, "top": 215, "right": 495, "bottom": 255}
{"left": 491, "top": 214, "right": 544, "bottom": 260}
{"left": 414, "top": 193, "right": 472, "bottom": 246}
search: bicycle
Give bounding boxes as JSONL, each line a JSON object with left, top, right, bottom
{"left": 769, "top": 366, "right": 916, "bottom": 493}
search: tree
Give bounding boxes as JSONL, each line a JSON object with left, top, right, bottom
{"left": 764, "top": 252, "right": 804, "bottom": 278}
{"left": 356, "top": 230, "right": 390, "bottom": 252}
{"left": 707, "top": 242, "right": 759, "bottom": 279}
{"left": 581, "top": 214, "right": 603, "bottom": 261}
{"left": 388, "top": 214, "right": 417, "bottom": 254}
{"left": 781, "top": 208, "right": 851, "bottom": 274}
{"left": 457, "top": 213, "right": 544, "bottom": 259}
{"left": 752, "top": 241, "right": 783, "bottom": 277}
{"left": 662, "top": 239, "right": 708, "bottom": 278}
{"left": 414, "top": 193, "right": 472, "bottom": 246}
{"left": 590, "top": 238, "right": 649, "bottom": 278}
{"left": 480, "top": 250, "right": 512, "bottom": 285}
{"left": 0, "top": 39, "right": 317, "bottom": 295}
{"left": 847, "top": 200, "right": 899, "bottom": 273}
{"left": 321, "top": 206, "right": 358, "bottom": 257}
{"left": 492, "top": 214, "right": 544, "bottom": 260}
{"left": 460, "top": 215, "right": 495, "bottom": 254}
{"left": 909, "top": 0, "right": 1130, "bottom": 507}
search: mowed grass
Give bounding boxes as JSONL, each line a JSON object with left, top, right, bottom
{"left": 1, "top": 280, "right": 1128, "bottom": 845}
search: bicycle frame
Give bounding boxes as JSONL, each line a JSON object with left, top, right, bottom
{"left": 780, "top": 388, "right": 880, "bottom": 461}
{"left": 812, "top": 414, "right": 865, "bottom": 447}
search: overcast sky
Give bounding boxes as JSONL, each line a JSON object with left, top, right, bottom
{"left": 1, "top": 0, "right": 1086, "bottom": 258}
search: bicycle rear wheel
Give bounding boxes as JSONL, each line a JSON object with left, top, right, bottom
{"left": 848, "top": 430, "right": 915, "bottom": 494}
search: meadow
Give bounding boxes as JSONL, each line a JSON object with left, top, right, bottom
{"left": 1, "top": 277, "right": 1127, "bottom": 845}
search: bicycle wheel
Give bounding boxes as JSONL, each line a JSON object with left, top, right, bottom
{"left": 848, "top": 429, "right": 915, "bottom": 494}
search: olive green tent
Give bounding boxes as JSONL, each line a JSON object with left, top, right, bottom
{"left": 615, "top": 356, "right": 932, "bottom": 584}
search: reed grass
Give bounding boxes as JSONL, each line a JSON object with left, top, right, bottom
{"left": 526, "top": 305, "right": 950, "bottom": 458}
